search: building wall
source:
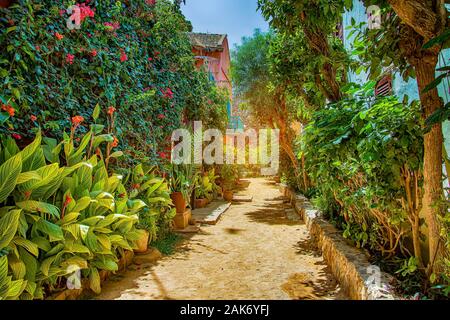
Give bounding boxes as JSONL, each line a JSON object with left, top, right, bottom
{"left": 192, "top": 37, "right": 236, "bottom": 128}
{"left": 343, "top": 0, "right": 449, "bottom": 187}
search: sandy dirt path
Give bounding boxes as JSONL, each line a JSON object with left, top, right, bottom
{"left": 96, "top": 178, "right": 346, "bottom": 300}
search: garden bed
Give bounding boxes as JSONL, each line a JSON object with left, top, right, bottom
{"left": 280, "top": 184, "right": 399, "bottom": 300}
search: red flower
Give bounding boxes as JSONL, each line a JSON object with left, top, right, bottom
{"left": 132, "top": 183, "right": 141, "bottom": 190}
{"left": 2, "top": 104, "right": 15, "bottom": 117}
{"left": 35, "top": 45, "right": 41, "bottom": 51}
{"left": 55, "top": 32, "right": 64, "bottom": 41}
{"left": 59, "top": 9, "right": 66, "bottom": 17}
{"left": 146, "top": 0, "right": 156, "bottom": 5}
{"left": 158, "top": 114, "right": 165, "bottom": 119}
{"left": 148, "top": 57, "right": 153, "bottom": 62}
{"left": 108, "top": 106, "right": 116, "bottom": 115}
{"left": 120, "top": 50, "right": 128, "bottom": 62}
{"left": 71, "top": 115, "right": 84, "bottom": 125}
{"left": 64, "top": 195, "right": 72, "bottom": 206}
{"left": 66, "top": 53, "right": 75, "bottom": 65}
{"left": 12, "top": 133, "right": 22, "bottom": 140}
{"left": 158, "top": 152, "right": 167, "bottom": 159}
{"left": 30, "top": 115, "right": 37, "bottom": 122}
{"left": 112, "top": 136, "right": 119, "bottom": 148}
{"left": 90, "top": 49, "right": 98, "bottom": 57}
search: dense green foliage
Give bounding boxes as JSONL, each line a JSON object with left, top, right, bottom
{"left": 0, "top": 0, "right": 228, "bottom": 165}
{"left": 0, "top": 115, "right": 145, "bottom": 299}
{"left": 303, "top": 83, "right": 423, "bottom": 255}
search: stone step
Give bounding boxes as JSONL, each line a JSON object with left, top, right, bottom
{"left": 192, "top": 201, "right": 231, "bottom": 225}
{"left": 232, "top": 195, "right": 253, "bottom": 202}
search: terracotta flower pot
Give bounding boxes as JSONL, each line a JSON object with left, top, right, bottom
{"left": 134, "top": 230, "right": 149, "bottom": 254}
{"left": 223, "top": 190, "right": 233, "bottom": 202}
{"left": 195, "top": 198, "right": 208, "bottom": 208}
{"left": 170, "top": 191, "right": 186, "bottom": 213}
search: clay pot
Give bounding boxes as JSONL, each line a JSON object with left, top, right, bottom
{"left": 170, "top": 191, "right": 186, "bottom": 213}
{"left": 134, "top": 230, "right": 149, "bottom": 254}
{"left": 0, "top": 0, "right": 13, "bottom": 8}
{"left": 195, "top": 198, "right": 208, "bottom": 208}
{"left": 223, "top": 190, "right": 233, "bottom": 202}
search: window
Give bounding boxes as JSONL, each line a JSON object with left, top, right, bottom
{"left": 375, "top": 75, "right": 392, "bottom": 97}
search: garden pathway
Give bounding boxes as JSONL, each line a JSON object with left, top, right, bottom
{"left": 96, "top": 178, "right": 346, "bottom": 300}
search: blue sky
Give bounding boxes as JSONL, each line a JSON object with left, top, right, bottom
{"left": 181, "top": 0, "right": 269, "bottom": 50}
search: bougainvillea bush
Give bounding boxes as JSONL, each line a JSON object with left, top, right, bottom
{"left": 0, "top": 0, "right": 228, "bottom": 165}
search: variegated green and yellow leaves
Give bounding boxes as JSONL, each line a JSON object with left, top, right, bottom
{"left": 0, "top": 256, "right": 27, "bottom": 300}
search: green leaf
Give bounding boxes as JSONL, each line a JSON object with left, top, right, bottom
{"left": 16, "top": 171, "right": 42, "bottom": 184}
{"left": 89, "top": 268, "right": 101, "bottom": 294}
{"left": 0, "top": 209, "right": 21, "bottom": 250}
{"left": 93, "top": 104, "right": 101, "bottom": 121}
{"left": 12, "top": 237, "right": 39, "bottom": 257}
{"left": 16, "top": 201, "right": 60, "bottom": 219}
{"left": 36, "top": 220, "right": 64, "bottom": 241}
{"left": 19, "top": 131, "right": 42, "bottom": 163}
{"left": 0, "top": 154, "right": 22, "bottom": 203}
{"left": 423, "top": 29, "right": 450, "bottom": 49}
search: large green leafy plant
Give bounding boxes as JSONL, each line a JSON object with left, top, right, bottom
{"left": 0, "top": 107, "right": 148, "bottom": 300}
{"left": 128, "top": 164, "right": 175, "bottom": 243}
{"left": 302, "top": 82, "right": 424, "bottom": 267}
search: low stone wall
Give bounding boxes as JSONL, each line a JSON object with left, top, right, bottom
{"left": 279, "top": 184, "right": 398, "bottom": 300}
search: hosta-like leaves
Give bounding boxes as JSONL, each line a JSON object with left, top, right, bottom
{"left": 36, "top": 219, "right": 64, "bottom": 241}
{"left": 91, "top": 258, "right": 118, "bottom": 272}
{"left": 19, "top": 131, "right": 42, "bottom": 163}
{"left": 0, "top": 209, "right": 21, "bottom": 250}
{"left": 12, "top": 237, "right": 39, "bottom": 257}
{"left": 16, "top": 171, "right": 42, "bottom": 184}
{"left": 8, "top": 255, "right": 26, "bottom": 280}
{"left": 40, "top": 256, "right": 57, "bottom": 277}
{"left": 0, "top": 154, "right": 22, "bottom": 203}
{"left": 16, "top": 201, "right": 60, "bottom": 219}
{"left": 58, "top": 212, "right": 80, "bottom": 226}
{"left": 71, "top": 197, "right": 91, "bottom": 213}
{"left": 89, "top": 268, "right": 101, "bottom": 294}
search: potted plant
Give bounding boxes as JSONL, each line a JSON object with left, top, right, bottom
{"left": 221, "top": 165, "right": 236, "bottom": 202}
{"left": 129, "top": 164, "right": 175, "bottom": 253}
{"left": 194, "top": 175, "right": 210, "bottom": 208}
{"left": 168, "top": 164, "right": 197, "bottom": 213}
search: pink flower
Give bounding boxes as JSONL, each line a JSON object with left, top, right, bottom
{"left": 66, "top": 54, "right": 75, "bottom": 64}
{"left": 146, "top": 0, "right": 156, "bottom": 5}
{"left": 77, "top": 3, "right": 95, "bottom": 22}
{"left": 59, "top": 9, "right": 66, "bottom": 16}
{"left": 158, "top": 114, "right": 165, "bottom": 119}
{"left": 162, "top": 88, "right": 174, "bottom": 99}
{"left": 104, "top": 22, "right": 120, "bottom": 32}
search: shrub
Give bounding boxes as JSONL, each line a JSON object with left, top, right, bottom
{"left": 302, "top": 83, "right": 424, "bottom": 262}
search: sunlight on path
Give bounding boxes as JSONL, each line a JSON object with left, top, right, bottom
{"left": 97, "top": 178, "right": 347, "bottom": 300}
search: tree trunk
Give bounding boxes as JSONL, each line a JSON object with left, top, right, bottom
{"left": 388, "top": 0, "right": 446, "bottom": 40}
{"left": 414, "top": 54, "right": 444, "bottom": 271}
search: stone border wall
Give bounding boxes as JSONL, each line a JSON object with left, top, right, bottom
{"left": 279, "top": 184, "right": 399, "bottom": 300}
